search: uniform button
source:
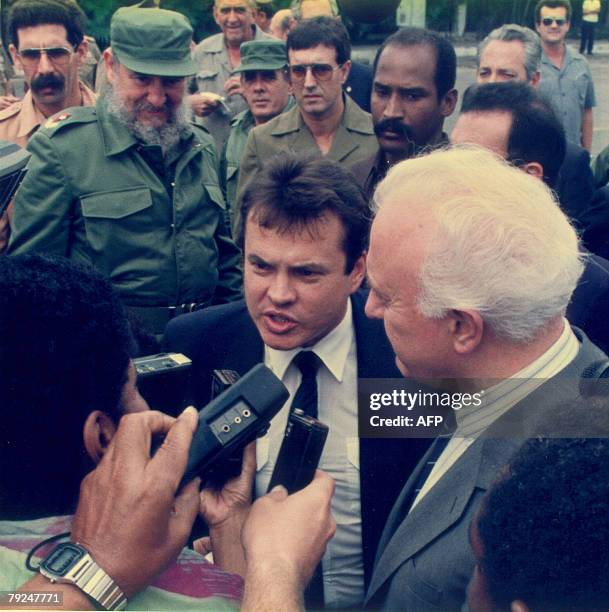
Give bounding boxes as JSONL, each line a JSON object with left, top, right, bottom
{"left": 171, "top": 181, "right": 175, "bottom": 187}
{"left": 170, "top": 223, "right": 175, "bottom": 229}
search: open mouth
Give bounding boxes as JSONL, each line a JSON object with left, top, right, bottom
{"left": 263, "top": 312, "right": 297, "bottom": 333}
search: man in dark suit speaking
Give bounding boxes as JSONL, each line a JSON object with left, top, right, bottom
{"left": 228, "top": 145, "right": 607, "bottom": 611}
{"left": 165, "top": 153, "right": 429, "bottom": 609}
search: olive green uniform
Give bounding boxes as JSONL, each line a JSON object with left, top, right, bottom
{"left": 221, "top": 97, "right": 293, "bottom": 227}
{"left": 235, "top": 95, "right": 378, "bottom": 229}
{"left": 8, "top": 102, "right": 242, "bottom": 313}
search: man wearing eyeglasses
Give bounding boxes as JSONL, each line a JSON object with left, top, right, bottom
{"left": 235, "top": 16, "right": 377, "bottom": 228}
{"left": 222, "top": 39, "right": 293, "bottom": 229}
{"left": 0, "top": 0, "right": 95, "bottom": 149}
{"left": 535, "top": 0, "right": 596, "bottom": 151}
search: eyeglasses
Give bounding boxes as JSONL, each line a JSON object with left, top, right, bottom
{"left": 541, "top": 17, "right": 567, "bottom": 26}
{"left": 288, "top": 63, "right": 343, "bottom": 82}
{"left": 17, "top": 46, "right": 73, "bottom": 66}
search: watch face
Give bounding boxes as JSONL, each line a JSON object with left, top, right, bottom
{"left": 41, "top": 543, "right": 86, "bottom": 576}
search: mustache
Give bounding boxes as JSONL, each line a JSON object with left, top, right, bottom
{"left": 133, "top": 100, "right": 175, "bottom": 113}
{"left": 30, "top": 73, "right": 65, "bottom": 93}
{"left": 374, "top": 118, "right": 413, "bottom": 140}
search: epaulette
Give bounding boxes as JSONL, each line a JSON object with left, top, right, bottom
{"left": 41, "top": 106, "right": 97, "bottom": 135}
{"left": 190, "top": 122, "right": 215, "bottom": 149}
{"left": 0, "top": 100, "right": 22, "bottom": 122}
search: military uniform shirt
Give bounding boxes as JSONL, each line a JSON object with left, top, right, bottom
{"left": 235, "top": 96, "right": 378, "bottom": 230}
{"left": 192, "top": 26, "right": 273, "bottom": 152}
{"left": 8, "top": 101, "right": 242, "bottom": 308}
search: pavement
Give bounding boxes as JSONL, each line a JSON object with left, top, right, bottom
{"left": 353, "top": 39, "right": 609, "bottom": 158}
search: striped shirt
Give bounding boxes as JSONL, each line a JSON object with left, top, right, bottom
{"left": 411, "top": 320, "right": 579, "bottom": 510}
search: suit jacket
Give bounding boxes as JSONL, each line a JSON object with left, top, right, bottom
{"left": 165, "top": 290, "right": 431, "bottom": 590}
{"left": 581, "top": 186, "right": 609, "bottom": 260}
{"left": 567, "top": 252, "right": 609, "bottom": 354}
{"left": 344, "top": 61, "right": 373, "bottom": 113}
{"left": 556, "top": 142, "right": 594, "bottom": 226}
{"left": 364, "top": 329, "right": 606, "bottom": 611}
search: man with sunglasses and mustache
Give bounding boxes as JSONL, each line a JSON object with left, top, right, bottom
{"left": 8, "top": 6, "right": 242, "bottom": 339}
{"left": 535, "top": 0, "right": 596, "bottom": 151}
{"left": 0, "top": 0, "right": 96, "bottom": 254}
{"left": 235, "top": 16, "right": 377, "bottom": 226}
{"left": 350, "top": 27, "right": 458, "bottom": 201}
{"left": 0, "top": 0, "right": 95, "bottom": 149}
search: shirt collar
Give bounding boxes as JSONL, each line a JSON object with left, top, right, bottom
{"left": 265, "top": 299, "right": 354, "bottom": 382}
{"left": 455, "top": 319, "right": 579, "bottom": 436}
{"left": 15, "top": 91, "right": 47, "bottom": 140}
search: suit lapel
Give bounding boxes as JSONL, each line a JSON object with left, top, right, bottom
{"left": 366, "top": 441, "right": 484, "bottom": 601}
{"left": 217, "top": 308, "right": 264, "bottom": 373}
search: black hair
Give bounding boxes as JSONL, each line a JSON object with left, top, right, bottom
{"left": 238, "top": 152, "right": 370, "bottom": 273}
{"left": 257, "top": 2, "right": 274, "bottom": 18}
{"left": 0, "top": 254, "right": 136, "bottom": 519}
{"left": 8, "top": 0, "right": 86, "bottom": 48}
{"left": 476, "top": 437, "right": 609, "bottom": 611}
{"left": 461, "top": 81, "right": 566, "bottom": 188}
{"left": 372, "top": 27, "right": 456, "bottom": 101}
{"left": 287, "top": 16, "right": 351, "bottom": 65}
{"left": 535, "top": 0, "right": 572, "bottom": 23}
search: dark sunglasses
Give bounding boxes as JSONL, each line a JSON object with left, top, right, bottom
{"left": 288, "top": 63, "right": 342, "bottom": 82}
{"left": 18, "top": 46, "right": 73, "bottom": 65}
{"left": 541, "top": 17, "right": 567, "bottom": 26}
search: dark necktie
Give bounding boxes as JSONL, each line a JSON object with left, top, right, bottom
{"left": 407, "top": 434, "right": 452, "bottom": 514}
{"left": 290, "top": 350, "right": 324, "bottom": 607}
{"left": 290, "top": 351, "right": 322, "bottom": 418}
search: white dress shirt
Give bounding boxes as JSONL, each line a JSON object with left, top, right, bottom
{"left": 255, "top": 300, "right": 365, "bottom": 607}
{"left": 412, "top": 320, "right": 579, "bottom": 510}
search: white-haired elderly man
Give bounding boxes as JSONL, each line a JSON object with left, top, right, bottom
{"left": 221, "top": 145, "right": 608, "bottom": 611}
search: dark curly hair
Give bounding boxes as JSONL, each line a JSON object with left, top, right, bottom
{"left": 477, "top": 437, "right": 609, "bottom": 611}
{"left": 8, "top": 0, "right": 86, "bottom": 48}
{"left": 0, "top": 254, "right": 136, "bottom": 519}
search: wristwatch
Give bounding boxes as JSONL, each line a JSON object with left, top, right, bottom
{"left": 39, "top": 542, "right": 127, "bottom": 610}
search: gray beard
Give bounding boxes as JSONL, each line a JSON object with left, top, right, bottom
{"left": 103, "top": 86, "right": 192, "bottom": 156}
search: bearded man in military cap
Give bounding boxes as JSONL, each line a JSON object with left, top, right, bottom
{"left": 8, "top": 6, "right": 242, "bottom": 339}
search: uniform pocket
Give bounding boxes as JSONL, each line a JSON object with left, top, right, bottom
{"left": 79, "top": 187, "right": 155, "bottom": 271}
{"left": 80, "top": 187, "right": 152, "bottom": 219}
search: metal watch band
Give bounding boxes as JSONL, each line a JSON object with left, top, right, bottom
{"left": 65, "top": 552, "right": 127, "bottom": 611}
{"left": 40, "top": 546, "right": 127, "bottom": 611}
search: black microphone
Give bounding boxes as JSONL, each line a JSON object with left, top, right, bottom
{"left": 179, "top": 363, "right": 289, "bottom": 488}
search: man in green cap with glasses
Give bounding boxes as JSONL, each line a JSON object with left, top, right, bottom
{"left": 222, "top": 38, "right": 293, "bottom": 229}
{"left": 8, "top": 6, "right": 242, "bottom": 339}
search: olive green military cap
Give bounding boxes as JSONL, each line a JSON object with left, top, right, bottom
{"left": 233, "top": 39, "right": 287, "bottom": 73}
{"left": 110, "top": 7, "right": 197, "bottom": 77}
